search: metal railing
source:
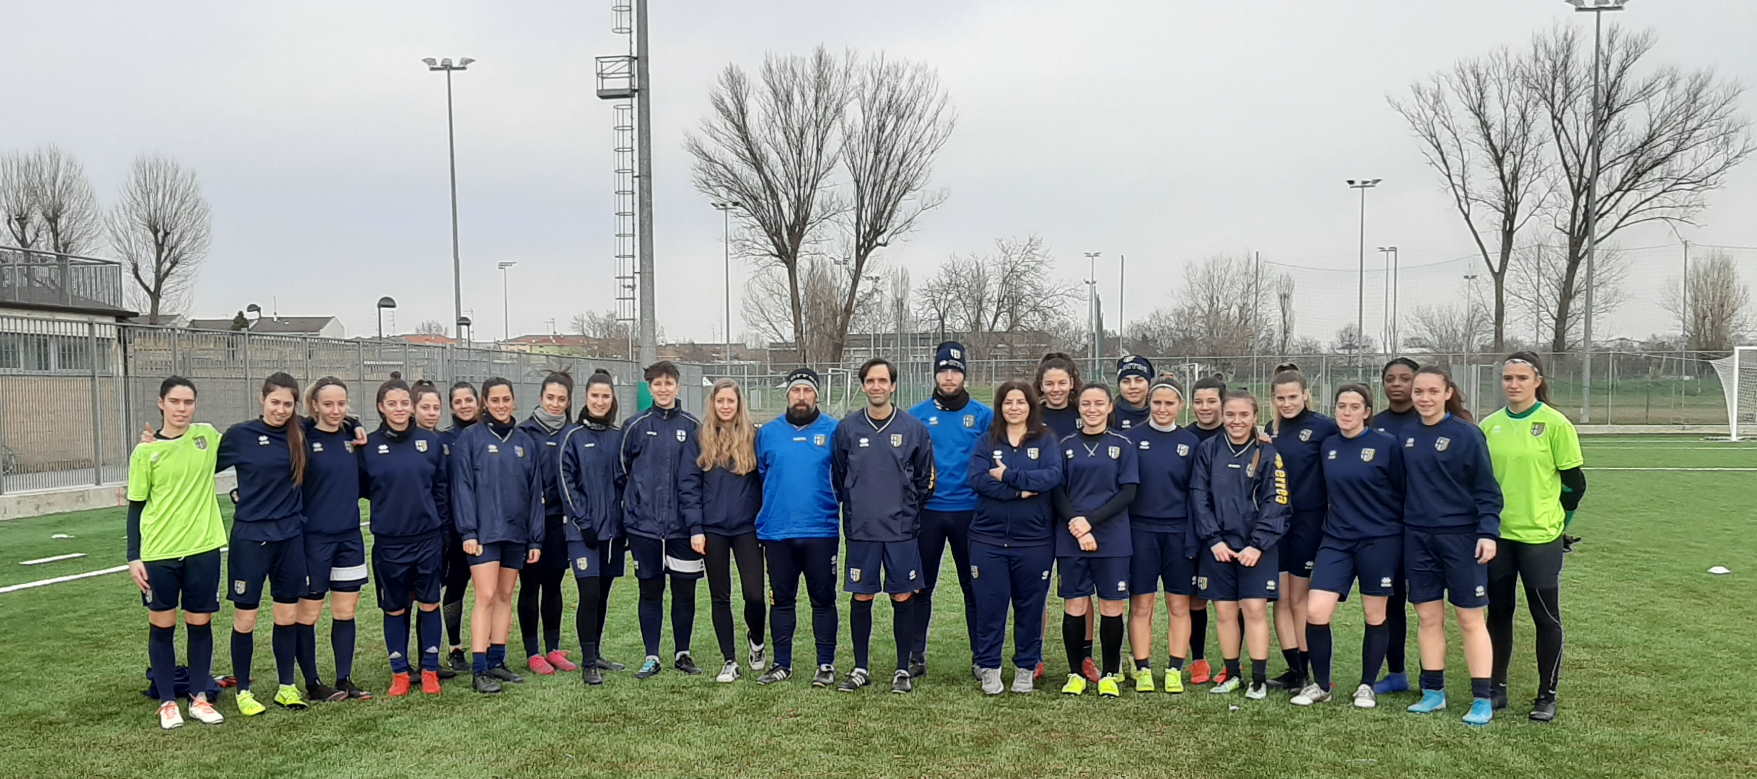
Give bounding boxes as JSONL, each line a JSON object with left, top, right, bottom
{"left": 0, "top": 246, "right": 127, "bottom": 311}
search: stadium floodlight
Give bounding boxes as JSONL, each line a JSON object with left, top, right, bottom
{"left": 422, "top": 55, "right": 474, "bottom": 338}
{"left": 1564, "top": 0, "right": 1627, "bottom": 422}
{"left": 712, "top": 201, "right": 742, "bottom": 367}
{"left": 1567, "top": 0, "right": 1628, "bottom": 10}
{"left": 421, "top": 57, "right": 438, "bottom": 67}
{"left": 497, "top": 261, "right": 518, "bottom": 343}
{"left": 1346, "top": 179, "right": 1382, "bottom": 359}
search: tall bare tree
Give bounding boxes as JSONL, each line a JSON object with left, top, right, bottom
{"left": 569, "top": 309, "right": 631, "bottom": 341}
{"left": 1274, "top": 273, "right": 1296, "bottom": 356}
{"left": 1392, "top": 48, "right": 1548, "bottom": 350}
{"left": 0, "top": 151, "right": 41, "bottom": 248}
{"left": 415, "top": 319, "right": 448, "bottom": 335}
{"left": 1663, "top": 250, "right": 1750, "bottom": 353}
{"left": 743, "top": 256, "right": 884, "bottom": 363}
{"left": 1403, "top": 302, "right": 1491, "bottom": 354}
{"left": 688, "top": 47, "right": 852, "bottom": 364}
{"left": 1128, "top": 254, "right": 1270, "bottom": 358}
{"left": 109, "top": 155, "right": 211, "bottom": 324}
{"left": 26, "top": 146, "right": 101, "bottom": 256}
{"left": 1509, "top": 242, "right": 1627, "bottom": 350}
{"left": 1527, "top": 24, "right": 1753, "bottom": 352}
{"left": 915, "top": 236, "right": 1075, "bottom": 361}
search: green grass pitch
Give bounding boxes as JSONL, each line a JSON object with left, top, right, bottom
{"left": 1, "top": 437, "right": 1753, "bottom": 777}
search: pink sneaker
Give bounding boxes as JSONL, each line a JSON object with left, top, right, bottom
{"left": 527, "top": 654, "right": 556, "bottom": 676}
{"left": 545, "top": 650, "right": 579, "bottom": 672}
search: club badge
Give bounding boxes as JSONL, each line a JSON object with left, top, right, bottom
{"left": 963, "top": 414, "right": 975, "bottom": 428}
{"left": 675, "top": 429, "right": 687, "bottom": 442}
{"left": 1404, "top": 437, "right": 1415, "bottom": 448}
{"left": 1026, "top": 447, "right": 1039, "bottom": 460}
{"left": 1265, "top": 579, "right": 1277, "bottom": 591}
{"left": 848, "top": 567, "right": 862, "bottom": 583}
{"left": 416, "top": 439, "right": 428, "bottom": 453}
{"left": 1299, "top": 428, "right": 1312, "bottom": 442}
{"left": 1531, "top": 422, "right": 1547, "bottom": 437}
{"left": 928, "top": 417, "right": 939, "bottom": 426}
{"left": 1361, "top": 447, "right": 1375, "bottom": 462}
{"left": 1435, "top": 437, "right": 1451, "bottom": 452}
{"left": 195, "top": 437, "right": 208, "bottom": 451}
{"left": 576, "top": 557, "right": 590, "bottom": 572}
{"left": 970, "top": 565, "right": 980, "bottom": 580}
{"left": 1197, "top": 576, "right": 1209, "bottom": 590}
{"left": 1176, "top": 443, "right": 1190, "bottom": 456}
{"left": 813, "top": 434, "right": 827, "bottom": 447}
{"left": 1107, "top": 446, "right": 1121, "bottom": 460}
{"left": 890, "top": 434, "right": 903, "bottom": 448}
{"left": 233, "top": 580, "right": 247, "bottom": 595}
{"left": 344, "top": 441, "right": 355, "bottom": 453}
{"left": 514, "top": 445, "right": 526, "bottom": 458}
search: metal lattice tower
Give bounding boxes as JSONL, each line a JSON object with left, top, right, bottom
{"left": 597, "top": 2, "right": 639, "bottom": 360}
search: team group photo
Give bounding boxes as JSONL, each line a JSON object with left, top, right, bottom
{"left": 3, "top": 1, "right": 1755, "bottom": 776}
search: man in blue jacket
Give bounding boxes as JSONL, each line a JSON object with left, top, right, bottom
{"left": 833, "top": 358, "right": 935, "bottom": 694}
{"left": 754, "top": 368, "right": 842, "bottom": 687}
{"left": 906, "top": 341, "right": 993, "bottom": 681}
{"left": 620, "top": 361, "right": 704, "bottom": 679}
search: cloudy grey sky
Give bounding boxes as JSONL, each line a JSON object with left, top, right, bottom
{"left": 6, "top": 0, "right": 1755, "bottom": 345}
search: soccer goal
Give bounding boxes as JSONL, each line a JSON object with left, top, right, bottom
{"left": 1711, "top": 346, "right": 1757, "bottom": 441}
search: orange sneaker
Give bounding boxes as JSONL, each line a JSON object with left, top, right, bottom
{"left": 1033, "top": 661, "right": 1045, "bottom": 682}
{"left": 545, "top": 650, "right": 579, "bottom": 673}
{"left": 1189, "top": 659, "right": 1213, "bottom": 684}
{"left": 387, "top": 672, "right": 413, "bottom": 697}
{"left": 421, "top": 670, "right": 442, "bottom": 695}
{"left": 1212, "top": 666, "right": 1232, "bottom": 685}
{"left": 1081, "top": 657, "right": 1101, "bottom": 684}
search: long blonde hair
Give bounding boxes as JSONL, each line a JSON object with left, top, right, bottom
{"left": 697, "top": 379, "right": 757, "bottom": 475}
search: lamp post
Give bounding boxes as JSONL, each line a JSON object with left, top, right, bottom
{"left": 1377, "top": 246, "right": 1398, "bottom": 352}
{"left": 422, "top": 56, "right": 475, "bottom": 340}
{"left": 1346, "top": 179, "right": 1381, "bottom": 359}
{"left": 457, "top": 315, "right": 473, "bottom": 348}
{"left": 1567, "top": 0, "right": 1626, "bottom": 422}
{"left": 245, "top": 303, "right": 262, "bottom": 326}
{"left": 497, "top": 260, "right": 518, "bottom": 343}
{"left": 1084, "top": 251, "right": 1102, "bottom": 379}
{"left": 712, "top": 201, "right": 740, "bottom": 368}
{"left": 376, "top": 296, "right": 397, "bottom": 341}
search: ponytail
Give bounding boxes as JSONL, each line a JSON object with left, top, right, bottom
{"left": 263, "top": 372, "right": 306, "bottom": 485}
{"left": 1415, "top": 366, "right": 1472, "bottom": 423}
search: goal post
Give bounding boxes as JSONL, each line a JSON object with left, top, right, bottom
{"left": 1711, "top": 346, "right": 1757, "bottom": 441}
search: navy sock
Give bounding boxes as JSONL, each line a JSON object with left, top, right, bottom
{"left": 670, "top": 575, "right": 698, "bottom": 654}
{"left": 892, "top": 597, "right": 914, "bottom": 672}
{"left": 472, "top": 651, "right": 488, "bottom": 674}
{"left": 1168, "top": 656, "right": 1184, "bottom": 671}
{"left": 1188, "top": 609, "right": 1207, "bottom": 660}
{"left": 1361, "top": 622, "right": 1389, "bottom": 687}
{"left": 332, "top": 618, "right": 356, "bottom": 681}
{"left": 272, "top": 624, "right": 296, "bottom": 686}
{"left": 1306, "top": 623, "right": 1332, "bottom": 691}
{"left": 1062, "top": 614, "right": 1085, "bottom": 676}
{"left": 1100, "top": 615, "right": 1123, "bottom": 676}
{"left": 1298, "top": 649, "right": 1311, "bottom": 677}
{"left": 417, "top": 609, "right": 443, "bottom": 672}
{"left": 1251, "top": 657, "right": 1268, "bottom": 686}
{"left": 1471, "top": 676, "right": 1494, "bottom": 700}
{"left": 1281, "top": 647, "right": 1302, "bottom": 677}
{"left": 638, "top": 578, "right": 664, "bottom": 656}
{"left": 1224, "top": 656, "right": 1241, "bottom": 680}
{"left": 488, "top": 643, "right": 507, "bottom": 669}
{"left": 187, "top": 623, "right": 214, "bottom": 698}
{"left": 1420, "top": 668, "right": 1445, "bottom": 692}
{"left": 850, "top": 597, "right": 873, "bottom": 671}
{"left": 385, "top": 612, "right": 412, "bottom": 674}
{"left": 148, "top": 624, "right": 178, "bottom": 703}
{"left": 231, "top": 629, "right": 254, "bottom": 690}
{"left": 295, "top": 622, "right": 320, "bottom": 686}
{"left": 1135, "top": 657, "right": 1152, "bottom": 670}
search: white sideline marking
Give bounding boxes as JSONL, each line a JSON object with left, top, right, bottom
{"left": 20, "top": 553, "right": 86, "bottom": 566}
{"left": 0, "top": 565, "right": 127, "bottom": 594}
{"left": 1586, "top": 467, "right": 1757, "bottom": 472}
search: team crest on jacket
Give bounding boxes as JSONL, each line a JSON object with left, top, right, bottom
{"left": 1299, "top": 428, "right": 1312, "bottom": 442}
{"left": 1531, "top": 422, "right": 1546, "bottom": 437}
{"left": 343, "top": 441, "right": 355, "bottom": 453}
{"left": 675, "top": 429, "right": 687, "bottom": 442}
{"left": 233, "top": 580, "right": 247, "bottom": 595}
{"left": 1107, "top": 446, "right": 1121, "bottom": 459}
{"left": 576, "top": 557, "right": 590, "bottom": 572}
{"left": 813, "top": 434, "right": 827, "bottom": 447}
{"left": 1176, "top": 443, "right": 1190, "bottom": 456}
{"left": 970, "top": 565, "right": 979, "bottom": 580}
{"left": 848, "top": 567, "right": 862, "bottom": 583}
{"left": 1434, "top": 437, "right": 1451, "bottom": 452}
{"left": 963, "top": 414, "right": 975, "bottom": 428}
{"left": 514, "top": 445, "right": 526, "bottom": 458}
{"left": 416, "top": 439, "right": 428, "bottom": 453}
{"left": 195, "top": 437, "right": 208, "bottom": 450}
{"left": 890, "top": 434, "right": 903, "bottom": 448}
{"left": 1197, "top": 576, "right": 1209, "bottom": 590}
{"left": 1026, "top": 447, "right": 1039, "bottom": 460}
{"left": 1361, "top": 448, "right": 1376, "bottom": 462}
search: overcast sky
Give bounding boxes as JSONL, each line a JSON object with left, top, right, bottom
{"left": 6, "top": 0, "right": 1756, "bottom": 346}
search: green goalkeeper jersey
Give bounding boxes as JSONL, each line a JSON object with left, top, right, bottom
{"left": 1480, "top": 403, "right": 1583, "bottom": 545}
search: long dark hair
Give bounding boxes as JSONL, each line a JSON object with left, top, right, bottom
{"left": 263, "top": 372, "right": 307, "bottom": 485}
{"left": 578, "top": 369, "right": 620, "bottom": 426}
{"left": 410, "top": 379, "right": 441, "bottom": 409}
{"left": 449, "top": 381, "right": 479, "bottom": 427}
{"left": 376, "top": 374, "right": 412, "bottom": 407}
{"left": 1035, "top": 352, "right": 1082, "bottom": 407}
{"left": 987, "top": 380, "right": 1047, "bottom": 443}
{"left": 541, "top": 369, "right": 575, "bottom": 407}
{"left": 159, "top": 375, "right": 196, "bottom": 398}
{"left": 1415, "top": 366, "right": 1472, "bottom": 422}
{"left": 1334, "top": 382, "right": 1375, "bottom": 412}
{"left": 481, "top": 377, "right": 515, "bottom": 423}
{"left": 1503, "top": 350, "right": 1552, "bottom": 405}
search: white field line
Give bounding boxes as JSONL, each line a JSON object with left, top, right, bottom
{"left": 2, "top": 520, "right": 371, "bottom": 595}
{"left": 20, "top": 553, "right": 86, "bottom": 565}
{"left": 1586, "top": 467, "right": 1757, "bottom": 472}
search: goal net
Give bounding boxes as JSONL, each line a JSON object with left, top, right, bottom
{"left": 1711, "top": 346, "right": 1757, "bottom": 441}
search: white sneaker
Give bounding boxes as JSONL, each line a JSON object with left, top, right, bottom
{"left": 158, "top": 701, "right": 184, "bottom": 730}
{"left": 1290, "top": 683, "right": 1331, "bottom": 706}
{"left": 1245, "top": 681, "right": 1268, "bottom": 700}
{"left": 715, "top": 660, "right": 741, "bottom": 683}
{"left": 979, "top": 667, "right": 1004, "bottom": 696}
{"left": 1352, "top": 683, "right": 1378, "bottom": 709}
{"left": 1011, "top": 667, "right": 1034, "bottom": 694}
{"left": 1209, "top": 676, "right": 1241, "bottom": 695}
{"left": 748, "top": 641, "right": 766, "bottom": 672}
{"left": 187, "top": 694, "right": 224, "bottom": 725}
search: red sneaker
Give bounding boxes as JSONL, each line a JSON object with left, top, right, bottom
{"left": 1033, "top": 661, "right": 1046, "bottom": 682}
{"left": 1212, "top": 666, "right": 1232, "bottom": 685}
{"left": 387, "top": 672, "right": 413, "bottom": 697}
{"left": 421, "top": 670, "right": 442, "bottom": 695}
{"left": 545, "top": 650, "right": 579, "bottom": 673}
{"left": 1081, "top": 657, "right": 1101, "bottom": 684}
{"left": 527, "top": 654, "right": 556, "bottom": 676}
{"left": 1189, "top": 659, "right": 1213, "bottom": 685}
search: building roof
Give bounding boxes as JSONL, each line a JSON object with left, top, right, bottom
{"left": 186, "top": 315, "right": 339, "bottom": 334}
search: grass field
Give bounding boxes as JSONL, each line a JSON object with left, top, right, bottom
{"left": 2, "top": 436, "right": 1754, "bottom": 777}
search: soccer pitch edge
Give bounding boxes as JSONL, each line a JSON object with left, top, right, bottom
{"left": 0, "top": 435, "right": 1753, "bottom": 777}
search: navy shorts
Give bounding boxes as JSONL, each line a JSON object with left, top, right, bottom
{"left": 629, "top": 535, "right": 705, "bottom": 580}
{"left": 1279, "top": 512, "right": 1325, "bottom": 577}
{"left": 466, "top": 541, "right": 529, "bottom": 571}
{"left": 304, "top": 530, "right": 368, "bottom": 597}
{"left": 1309, "top": 535, "right": 1402, "bottom": 599}
{"left": 1197, "top": 546, "right": 1281, "bottom": 602}
{"left": 143, "top": 548, "right": 222, "bottom": 613}
{"left": 566, "top": 536, "right": 628, "bottom": 580}
{"left": 1128, "top": 526, "right": 1196, "bottom": 596}
{"left": 373, "top": 533, "right": 444, "bottom": 613}
{"left": 228, "top": 536, "right": 308, "bottom": 608}
{"left": 844, "top": 539, "right": 925, "bottom": 595}
{"left": 1057, "top": 555, "right": 1131, "bottom": 601}
{"left": 1405, "top": 528, "right": 1488, "bottom": 608}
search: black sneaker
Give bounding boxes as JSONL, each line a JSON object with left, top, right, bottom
{"left": 447, "top": 648, "right": 469, "bottom": 672}
{"left": 634, "top": 657, "right": 663, "bottom": 679}
{"left": 891, "top": 670, "right": 914, "bottom": 694}
{"left": 837, "top": 668, "right": 871, "bottom": 693}
{"left": 472, "top": 672, "right": 502, "bottom": 694}
{"left": 1491, "top": 683, "right": 1510, "bottom": 710}
{"left": 908, "top": 659, "right": 927, "bottom": 681}
{"left": 582, "top": 665, "right": 604, "bottom": 686}
{"left": 674, "top": 652, "right": 703, "bottom": 675}
{"left": 1265, "top": 670, "right": 1304, "bottom": 690}
{"left": 486, "top": 666, "right": 524, "bottom": 683}
{"left": 757, "top": 666, "right": 792, "bottom": 685}
{"left": 307, "top": 681, "right": 346, "bottom": 703}
{"left": 811, "top": 664, "right": 836, "bottom": 688}
{"left": 335, "top": 678, "right": 372, "bottom": 700}
{"left": 1529, "top": 696, "right": 1558, "bottom": 723}
{"left": 594, "top": 656, "right": 626, "bottom": 672}
{"left": 435, "top": 665, "right": 458, "bottom": 680}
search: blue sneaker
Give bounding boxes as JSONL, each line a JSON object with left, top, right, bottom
{"left": 1463, "top": 697, "right": 1494, "bottom": 727}
{"left": 1373, "top": 672, "right": 1410, "bottom": 694}
{"left": 1407, "top": 689, "right": 1448, "bottom": 714}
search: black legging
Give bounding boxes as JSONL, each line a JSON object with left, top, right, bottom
{"left": 517, "top": 518, "right": 569, "bottom": 658}
{"left": 1488, "top": 537, "right": 1565, "bottom": 700}
{"left": 705, "top": 532, "right": 765, "bottom": 663}
{"left": 441, "top": 529, "right": 471, "bottom": 647}
{"left": 575, "top": 575, "right": 616, "bottom": 662}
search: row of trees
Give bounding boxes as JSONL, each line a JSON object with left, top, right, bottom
{"left": 0, "top": 146, "right": 211, "bottom": 324}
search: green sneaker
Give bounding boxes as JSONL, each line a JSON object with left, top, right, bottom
{"left": 1134, "top": 668, "right": 1156, "bottom": 693}
{"left": 234, "top": 689, "right": 266, "bottom": 717}
{"left": 1060, "top": 673, "right": 1087, "bottom": 696}
{"left": 1098, "top": 674, "right": 1122, "bottom": 698}
{"left": 1163, "top": 668, "right": 1184, "bottom": 694}
{"left": 273, "top": 684, "right": 309, "bottom": 710}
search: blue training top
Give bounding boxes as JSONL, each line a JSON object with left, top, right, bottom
{"left": 834, "top": 408, "right": 936, "bottom": 542}
{"left": 1398, "top": 414, "right": 1502, "bottom": 538}
{"left": 1318, "top": 428, "right": 1404, "bottom": 541}
{"left": 300, "top": 418, "right": 362, "bottom": 535}
{"left": 678, "top": 434, "right": 762, "bottom": 537}
{"left": 357, "top": 425, "right": 448, "bottom": 538}
{"left": 1191, "top": 434, "right": 1291, "bottom": 552}
{"left": 620, "top": 404, "right": 700, "bottom": 540}
{"left": 557, "top": 421, "right": 625, "bottom": 542}
{"left": 218, "top": 417, "right": 306, "bottom": 542}
{"left": 908, "top": 395, "right": 992, "bottom": 512}
{"left": 1129, "top": 423, "right": 1202, "bottom": 529}
{"left": 450, "top": 420, "right": 546, "bottom": 549}
{"left": 754, "top": 412, "right": 840, "bottom": 542}
{"left": 1055, "top": 430, "right": 1139, "bottom": 558}
{"left": 1041, "top": 404, "right": 1080, "bottom": 440}
{"left": 1272, "top": 410, "right": 1339, "bottom": 518}
{"left": 968, "top": 428, "right": 1063, "bottom": 548}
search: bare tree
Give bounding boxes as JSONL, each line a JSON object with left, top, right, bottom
{"left": 109, "top": 155, "right": 211, "bottom": 324}
{"left": 569, "top": 310, "right": 630, "bottom": 341}
{"left": 1509, "top": 242, "right": 1626, "bottom": 350}
{"left": 1331, "top": 323, "right": 1377, "bottom": 356}
{"left": 742, "top": 256, "right": 881, "bottom": 363}
{"left": 1663, "top": 250, "right": 1750, "bottom": 353}
{"left": 1403, "top": 302, "right": 1491, "bottom": 354}
{"left": 916, "top": 236, "right": 1075, "bottom": 360}
{"left": 416, "top": 319, "right": 448, "bottom": 336}
{"left": 1392, "top": 48, "right": 1548, "bottom": 350}
{"left": 1130, "top": 254, "right": 1270, "bottom": 358}
{"left": 1274, "top": 273, "right": 1296, "bottom": 356}
{"left": 1527, "top": 24, "right": 1753, "bottom": 352}
{"left": 887, "top": 267, "right": 913, "bottom": 356}
{"left": 26, "top": 146, "right": 101, "bottom": 256}
{"left": 0, "top": 151, "right": 41, "bottom": 248}
{"left": 688, "top": 47, "right": 852, "bottom": 364}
